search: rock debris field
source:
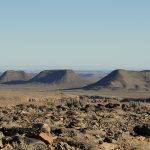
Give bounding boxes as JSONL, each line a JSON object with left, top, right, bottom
{"left": 0, "top": 96, "right": 150, "bottom": 150}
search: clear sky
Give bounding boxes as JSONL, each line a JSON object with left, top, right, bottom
{"left": 0, "top": 0, "right": 150, "bottom": 71}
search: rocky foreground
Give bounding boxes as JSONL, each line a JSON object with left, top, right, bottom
{"left": 0, "top": 96, "right": 150, "bottom": 150}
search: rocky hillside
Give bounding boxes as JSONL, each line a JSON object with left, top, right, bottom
{"left": 0, "top": 70, "right": 32, "bottom": 84}
{"left": 85, "top": 69, "right": 150, "bottom": 90}
{"left": 29, "top": 70, "right": 89, "bottom": 88}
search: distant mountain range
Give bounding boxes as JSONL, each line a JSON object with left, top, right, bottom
{"left": 0, "top": 69, "right": 88, "bottom": 88}
{"left": 0, "top": 69, "right": 150, "bottom": 91}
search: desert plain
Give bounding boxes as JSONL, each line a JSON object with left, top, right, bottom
{"left": 0, "top": 69, "right": 150, "bottom": 150}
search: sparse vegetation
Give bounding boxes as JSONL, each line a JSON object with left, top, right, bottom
{"left": 66, "top": 98, "right": 84, "bottom": 108}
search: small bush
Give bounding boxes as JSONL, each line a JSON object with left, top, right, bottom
{"left": 66, "top": 99, "right": 84, "bottom": 109}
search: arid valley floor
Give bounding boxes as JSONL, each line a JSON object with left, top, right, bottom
{"left": 0, "top": 70, "right": 150, "bottom": 150}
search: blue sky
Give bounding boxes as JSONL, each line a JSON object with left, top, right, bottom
{"left": 0, "top": 0, "right": 150, "bottom": 70}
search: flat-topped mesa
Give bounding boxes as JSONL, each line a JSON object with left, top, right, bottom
{"left": 29, "top": 69, "right": 89, "bottom": 88}
{"left": 84, "top": 69, "right": 150, "bottom": 90}
{"left": 0, "top": 70, "right": 32, "bottom": 84}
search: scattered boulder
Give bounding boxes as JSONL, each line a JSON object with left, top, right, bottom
{"left": 38, "top": 132, "right": 53, "bottom": 145}
{"left": 0, "top": 131, "right": 4, "bottom": 148}
{"left": 133, "top": 124, "right": 150, "bottom": 136}
{"left": 31, "top": 123, "right": 54, "bottom": 145}
{"left": 100, "top": 143, "right": 118, "bottom": 150}
{"left": 1, "top": 144, "right": 13, "bottom": 150}
{"left": 32, "top": 123, "right": 51, "bottom": 134}
{"left": 105, "top": 103, "right": 120, "bottom": 109}
{"left": 24, "top": 137, "right": 49, "bottom": 150}
{"left": 103, "top": 137, "right": 112, "bottom": 143}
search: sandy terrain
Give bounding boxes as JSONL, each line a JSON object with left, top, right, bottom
{"left": 0, "top": 84, "right": 150, "bottom": 107}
